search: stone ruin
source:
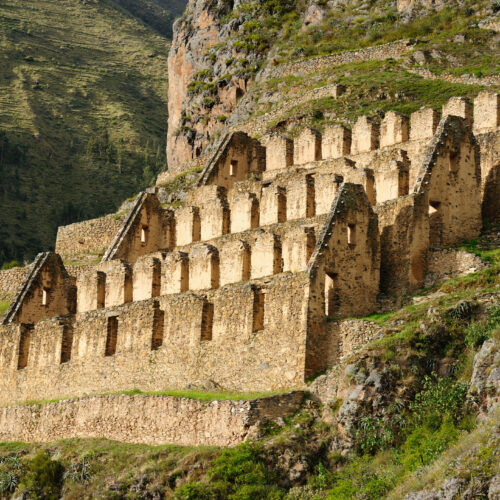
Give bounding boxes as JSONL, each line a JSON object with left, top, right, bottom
{"left": 0, "top": 91, "right": 499, "bottom": 409}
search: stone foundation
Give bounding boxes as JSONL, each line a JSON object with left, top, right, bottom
{"left": 0, "top": 391, "right": 305, "bottom": 447}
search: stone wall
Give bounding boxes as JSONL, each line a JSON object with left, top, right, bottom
{"left": 0, "top": 392, "right": 304, "bottom": 447}
{"left": 0, "top": 267, "right": 29, "bottom": 300}
{"left": 260, "top": 39, "right": 415, "bottom": 79}
{"left": 56, "top": 214, "right": 126, "bottom": 256}
{"left": 0, "top": 273, "right": 311, "bottom": 405}
{"left": 424, "top": 248, "right": 485, "bottom": 287}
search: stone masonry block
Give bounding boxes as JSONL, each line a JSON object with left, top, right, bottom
{"left": 265, "top": 136, "right": 294, "bottom": 171}
{"left": 322, "top": 125, "right": 351, "bottom": 159}
{"left": 351, "top": 116, "right": 380, "bottom": 154}
{"left": 380, "top": 111, "right": 409, "bottom": 147}
{"left": 410, "top": 107, "right": 441, "bottom": 141}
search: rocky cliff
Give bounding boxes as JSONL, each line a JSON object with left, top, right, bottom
{"left": 166, "top": 0, "right": 500, "bottom": 174}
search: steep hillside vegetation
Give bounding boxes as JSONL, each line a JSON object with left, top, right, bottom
{"left": 0, "top": 0, "right": 186, "bottom": 266}
{"left": 113, "top": 0, "right": 187, "bottom": 37}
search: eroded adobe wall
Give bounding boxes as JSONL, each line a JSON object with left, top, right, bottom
{"left": 0, "top": 273, "right": 310, "bottom": 405}
{"left": 304, "top": 184, "right": 380, "bottom": 378}
{"left": 197, "top": 132, "right": 266, "bottom": 189}
{"left": 0, "top": 392, "right": 304, "bottom": 447}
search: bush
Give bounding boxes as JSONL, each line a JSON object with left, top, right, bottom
{"left": 176, "top": 443, "right": 284, "bottom": 499}
{"left": 174, "top": 482, "right": 218, "bottom": 500}
{"left": 354, "top": 417, "right": 395, "bottom": 455}
{"left": 1, "top": 260, "right": 20, "bottom": 270}
{"left": 0, "top": 470, "right": 19, "bottom": 494}
{"left": 402, "top": 418, "right": 460, "bottom": 470}
{"left": 19, "top": 451, "right": 64, "bottom": 500}
{"left": 465, "top": 306, "right": 500, "bottom": 348}
{"left": 409, "top": 374, "right": 468, "bottom": 428}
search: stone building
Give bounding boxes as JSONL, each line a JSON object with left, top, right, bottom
{"left": 0, "top": 92, "right": 499, "bottom": 436}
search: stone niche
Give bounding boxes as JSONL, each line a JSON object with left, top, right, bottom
{"left": 442, "top": 97, "right": 473, "bottom": 126}
{"left": 322, "top": 125, "right": 351, "bottom": 160}
{"left": 133, "top": 256, "right": 161, "bottom": 302}
{"left": 220, "top": 240, "right": 251, "bottom": 286}
{"left": 175, "top": 206, "right": 201, "bottom": 246}
{"left": 265, "top": 136, "right": 294, "bottom": 171}
{"left": 351, "top": 116, "right": 380, "bottom": 154}
{"left": 98, "top": 260, "right": 133, "bottom": 308}
{"left": 410, "top": 107, "right": 441, "bottom": 141}
{"left": 161, "top": 251, "right": 189, "bottom": 295}
{"left": 251, "top": 232, "right": 282, "bottom": 279}
{"left": 189, "top": 244, "right": 220, "bottom": 291}
{"left": 294, "top": 128, "right": 322, "bottom": 165}
{"left": 260, "top": 184, "right": 287, "bottom": 226}
{"left": 473, "top": 91, "right": 500, "bottom": 132}
{"left": 230, "top": 192, "right": 259, "bottom": 233}
{"left": 286, "top": 174, "right": 315, "bottom": 221}
{"left": 283, "top": 226, "right": 316, "bottom": 272}
{"left": 380, "top": 111, "right": 409, "bottom": 147}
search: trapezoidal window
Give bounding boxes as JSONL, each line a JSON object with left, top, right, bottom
{"left": 42, "top": 288, "right": 49, "bottom": 306}
{"left": 252, "top": 290, "right": 265, "bottom": 332}
{"left": 325, "top": 272, "right": 340, "bottom": 318}
{"left": 17, "top": 324, "right": 33, "bottom": 370}
{"left": 141, "top": 226, "right": 149, "bottom": 245}
{"left": 230, "top": 160, "right": 238, "bottom": 177}
{"left": 449, "top": 149, "right": 459, "bottom": 173}
{"left": 60, "top": 325, "right": 73, "bottom": 364}
{"left": 105, "top": 316, "right": 118, "bottom": 356}
{"left": 347, "top": 224, "right": 356, "bottom": 245}
{"left": 151, "top": 306, "right": 165, "bottom": 350}
{"left": 201, "top": 302, "right": 214, "bottom": 341}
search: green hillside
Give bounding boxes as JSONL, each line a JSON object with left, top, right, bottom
{"left": 113, "top": 0, "right": 187, "bottom": 37}
{"left": 0, "top": 0, "right": 184, "bottom": 265}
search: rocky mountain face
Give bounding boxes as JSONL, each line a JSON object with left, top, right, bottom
{"left": 167, "top": 0, "right": 245, "bottom": 172}
{"left": 166, "top": 0, "right": 500, "bottom": 174}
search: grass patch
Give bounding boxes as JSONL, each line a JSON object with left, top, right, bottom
{"left": 7, "top": 388, "right": 295, "bottom": 408}
{"left": 0, "top": 301, "right": 10, "bottom": 316}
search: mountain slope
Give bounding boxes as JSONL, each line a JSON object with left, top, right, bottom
{"left": 112, "top": 0, "right": 187, "bottom": 37}
{"left": 0, "top": 0, "right": 186, "bottom": 265}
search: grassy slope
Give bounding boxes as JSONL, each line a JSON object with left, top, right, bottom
{"left": 204, "top": 0, "right": 500, "bottom": 137}
{"left": 0, "top": 0, "right": 176, "bottom": 265}
{"left": 113, "top": 0, "right": 187, "bottom": 37}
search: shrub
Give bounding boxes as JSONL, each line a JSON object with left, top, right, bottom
{"left": 174, "top": 482, "right": 218, "bottom": 500}
{"left": 176, "top": 443, "right": 284, "bottom": 499}
{"left": 1, "top": 260, "right": 20, "bottom": 270}
{"left": 354, "top": 416, "right": 395, "bottom": 455}
{"left": 409, "top": 374, "right": 468, "bottom": 428}
{"left": 465, "top": 306, "right": 500, "bottom": 348}
{"left": 402, "top": 418, "right": 460, "bottom": 470}
{"left": 0, "top": 471, "right": 19, "bottom": 494}
{"left": 19, "top": 451, "right": 64, "bottom": 500}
